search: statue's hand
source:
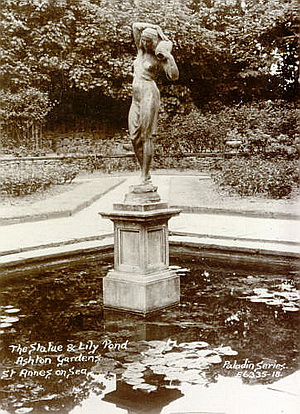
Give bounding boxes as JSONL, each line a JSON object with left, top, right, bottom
{"left": 156, "top": 25, "right": 169, "bottom": 41}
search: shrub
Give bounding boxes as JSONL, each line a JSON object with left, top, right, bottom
{"left": 156, "top": 100, "right": 299, "bottom": 159}
{"left": 156, "top": 108, "right": 227, "bottom": 156}
{"left": 0, "top": 88, "right": 52, "bottom": 149}
{"left": 83, "top": 155, "right": 138, "bottom": 174}
{"left": 212, "top": 157, "right": 299, "bottom": 199}
{"left": 0, "top": 163, "right": 79, "bottom": 197}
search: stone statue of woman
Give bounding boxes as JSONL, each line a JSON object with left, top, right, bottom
{"left": 128, "top": 22, "right": 179, "bottom": 186}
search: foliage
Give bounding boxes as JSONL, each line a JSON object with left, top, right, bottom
{"left": 156, "top": 99, "right": 299, "bottom": 158}
{"left": 213, "top": 100, "right": 300, "bottom": 158}
{"left": 212, "top": 156, "right": 299, "bottom": 198}
{"left": 83, "top": 155, "right": 138, "bottom": 174}
{"left": 0, "top": 88, "right": 51, "bottom": 147}
{"left": 156, "top": 107, "right": 227, "bottom": 155}
{"left": 0, "top": 0, "right": 298, "bottom": 146}
{"left": 239, "top": 131, "right": 299, "bottom": 159}
{"left": 0, "top": 162, "right": 79, "bottom": 196}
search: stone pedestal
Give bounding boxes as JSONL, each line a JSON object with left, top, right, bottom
{"left": 100, "top": 183, "right": 180, "bottom": 315}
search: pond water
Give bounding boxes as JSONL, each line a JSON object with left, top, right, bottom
{"left": 0, "top": 257, "right": 299, "bottom": 414}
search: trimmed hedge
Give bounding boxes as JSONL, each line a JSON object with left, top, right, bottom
{"left": 212, "top": 157, "right": 299, "bottom": 199}
{"left": 0, "top": 163, "right": 79, "bottom": 196}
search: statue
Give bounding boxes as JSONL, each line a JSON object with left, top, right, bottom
{"left": 103, "top": 26, "right": 181, "bottom": 315}
{"left": 128, "top": 22, "right": 179, "bottom": 186}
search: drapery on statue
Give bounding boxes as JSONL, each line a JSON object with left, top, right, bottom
{"left": 129, "top": 22, "right": 179, "bottom": 185}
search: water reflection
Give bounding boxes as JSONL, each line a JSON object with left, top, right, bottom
{"left": 0, "top": 257, "right": 299, "bottom": 413}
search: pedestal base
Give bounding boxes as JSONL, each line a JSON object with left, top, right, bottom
{"left": 124, "top": 182, "right": 161, "bottom": 204}
{"left": 103, "top": 269, "right": 180, "bottom": 315}
{"left": 100, "top": 183, "right": 181, "bottom": 315}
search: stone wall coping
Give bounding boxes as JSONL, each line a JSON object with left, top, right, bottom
{"left": 0, "top": 153, "right": 135, "bottom": 162}
{"left": 0, "top": 151, "right": 240, "bottom": 163}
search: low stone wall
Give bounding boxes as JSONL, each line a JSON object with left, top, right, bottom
{"left": 0, "top": 153, "right": 135, "bottom": 163}
{"left": 0, "top": 153, "right": 134, "bottom": 169}
{"left": 0, "top": 151, "right": 238, "bottom": 172}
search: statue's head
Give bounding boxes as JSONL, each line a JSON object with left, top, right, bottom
{"left": 140, "top": 28, "right": 159, "bottom": 53}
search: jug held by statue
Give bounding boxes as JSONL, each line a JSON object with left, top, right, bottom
{"left": 155, "top": 40, "right": 173, "bottom": 60}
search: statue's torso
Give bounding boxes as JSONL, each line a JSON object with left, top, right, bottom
{"left": 133, "top": 51, "right": 159, "bottom": 82}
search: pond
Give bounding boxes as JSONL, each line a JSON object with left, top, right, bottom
{"left": 0, "top": 256, "right": 299, "bottom": 414}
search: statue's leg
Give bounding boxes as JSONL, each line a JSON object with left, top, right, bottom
{"left": 128, "top": 101, "right": 143, "bottom": 169}
{"left": 142, "top": 139, "right": 153, "bottom": 183}
{"left": 140, "top": 89, "right": 160, "bottom": 183}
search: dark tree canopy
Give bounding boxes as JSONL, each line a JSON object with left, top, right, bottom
{"left": 0, "top": 0, "right": 298, "bottom": 145}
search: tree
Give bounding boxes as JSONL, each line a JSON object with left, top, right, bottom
{"left": 0, "top": 0, "right": 298, "bottom": 148}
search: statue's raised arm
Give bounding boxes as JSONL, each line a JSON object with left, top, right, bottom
{"left": 132, "top": 22, "right": 169, "bottom": 49}
{"left": 128, "top": 22, "right": 179, "bottom": 186}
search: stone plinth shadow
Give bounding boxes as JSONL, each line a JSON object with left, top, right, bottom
{"left": 100, "top": 183, "right": 180, "bottom": 315}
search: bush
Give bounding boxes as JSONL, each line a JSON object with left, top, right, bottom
{"left": 83, "top": 155, "right": 138, "bottom": 174}
{"left": 239, "top": 131, "right": 299, "bottom": 159}
{"left": 156, "top": 107, "right": 227, "bottom": 156}
{"left": 156, "top": 100, "right": 299, "bottom": 159}
{"left": 0, "top": 88, "right": 52, "bottom": 149}
{"left": 0, "top": 163, "right": 79, "bottom": 197}
{"left": 212, "top": 157, "right": 299, "bottom": 199}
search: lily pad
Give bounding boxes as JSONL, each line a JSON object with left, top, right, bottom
{"left": 132, "top": 383, "right": 157, "bottom": 392}
{"left": 4, "top": 308, "right": 20, "bottom": 314}
{"left": 122, "top": 371, "right": 144, "bottom": 378}
{"left": 282, "top": 302, "right": 299, "bottom": 308}
{"left": 148, "top": 340, "right": 164, "bottom": 347}
{"left": 124, "top": 354, "right": 142, "bottom": 362}
{"left": 186, "top": 359, "right": 209, "bottom": 369}
{"left": 0, "top": 322, "right": 12, "bottom": 328}
{"left": 165, "top": 373, "right": 183, "bottom": 381}
{"left": 179, "top": 341, "right": 209, "bottom": 349}
{"left": 40, "top": 394, "right": 61, "bottom": 401}
{"left": 245, "top": 286, "right": 300, "bottom": 312}
{"left": 112, "top": 368, "right": 125, "bottom": 375}
{"left": 1, "top": 316, "right": 19, "bottom": 323}
{"left": 165, "top": 359, "right": 186, "bottom": 368}
{"left": 196, "top": 349, "right": 216, "bottom": 357}
{"left": 151, "top": 365, "right": 170, "bottom": 375}
{"left": 126, "top": 362, "right": 146, "bottom": 371}
{"left": 282, "top": 306, "right": 299, "bottom": 312}
{"left": 182, "top": 353, "right": 201, "bottom": 360}
{"left": 277, "top": 292, "right": 299, "bottom": 300}
{"left": 15, "top": 408, "right": 33, "bottom": 414}
{"left": 143, "top": 357, "right": 166, "bottom": 366}
{"left": 250, "top": 297, "right": 270, "bottom": 302}
{"left": 144, "top": 349, "right": 164, "bottom": 357}
{"left": 253, "top": 288, "right": 269, "bottom": 295}
{"left": 264, "top": 299, "right": 284, "bottom": 306}
{"left": 163, "top": 352, "right": 184, "bottom": 361}
{"left": 205, "top": 354, "right": 222, "bottom": 364}
{"left": 215, "top": 346, "right": 238, "bottom": 356}
{"left": 165, "top": 384, "right": 181, "bottom": 389}
{"left": 125, "top": 378, "right": 145, "bottom": 385}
